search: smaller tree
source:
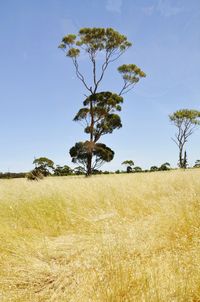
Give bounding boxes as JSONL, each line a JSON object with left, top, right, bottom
{"left": 54, "top": 165, "right": 72, "bottom": 176}
{"left": 73, "top": 166, "right": 85, "bottom": 175}
{"left": 122, "top": 160, "right": 134, "bottom": 173}
{"left": 33, "top": 157, "right": 54, "bottom": 176}
{"left": 169, "top": 109, "right": 200, "bottom": 168}
{"left": 133, "top": 166, "right": 142, "bottom": 172}
{"left": 193, "top": 159, "right": 200, "bottom": 168}
{"left": 159, "top": 162, "right": 171, "bottom": 171}
{"left": 150, "top": 166, "right": 158, "bottom": 172}
{"left": 194, "top": 159, "right": 200, "bottom": 168}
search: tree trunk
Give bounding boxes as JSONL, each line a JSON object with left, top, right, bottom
{"left": 183, "top": 150, "right": 187, "bottom": 169}
{"left": 179, "top": 146, "right": 183, "bottom": 168}
{"left": 86, "top": 153, "right": 92, "bottom": 176}
{"left": 86, "top": 95, "right": 94, "bottom": 176}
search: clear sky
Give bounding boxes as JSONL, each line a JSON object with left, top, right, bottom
{"left": 1, "top": 0, "right": 200, "bottom": 172}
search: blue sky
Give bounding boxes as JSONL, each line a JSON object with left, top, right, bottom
{"left": 0, "top": 0, "right": 200, "bottom": 172}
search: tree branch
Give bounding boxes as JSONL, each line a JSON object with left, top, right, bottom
{"left": 72, "top": 57, "right": 92, "bottom": 93}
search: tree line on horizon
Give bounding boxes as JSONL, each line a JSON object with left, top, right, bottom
{"left": 2, "top": 157, "right": 200, "bottom": 180}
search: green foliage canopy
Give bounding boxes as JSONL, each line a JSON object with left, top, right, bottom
{"left": 169, "top": 109, "right": 200, "bottom": 125}
{"left": 69, "top": 141, "right": 114, "bottom": 172}
{"left": 74, "top": 92, "right": 123, "bottom": 142}
{"left": 33, "top": 157, "right": 54, "bottom": 176}
{"left": 59, "top": 27, "right": 146, "bottom": 95}
{"left": 54, "top": 165, "right": 72, "bottom": 176}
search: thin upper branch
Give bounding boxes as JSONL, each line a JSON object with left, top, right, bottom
{"left": 119, "top": 82, "right": 137, "bottom": 96}
{"left": 72, "top": 57, "right": 92, "bottom": 93}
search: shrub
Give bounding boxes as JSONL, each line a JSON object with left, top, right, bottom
{"left": 26, "top": 169, "right": 44, "bottom": 181}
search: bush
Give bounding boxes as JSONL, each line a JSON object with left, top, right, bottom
{"left": 26, "top": 169, "right": 44, "bottom": 181}
{"left": 103, "top": 171, "right": 110, "bottom": 174}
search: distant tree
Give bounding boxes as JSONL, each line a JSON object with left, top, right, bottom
{"left": 103, "top": 171, "right": 110, "bottom": 174}
{"left": 92, "top": 169, "right": 102, "bottom": 175}
{"left": 150, "top": 166, "right": 158, "bottom": 172}
{"left": 73, "top": 166, "right": 85, "bottom": 175}
{"left": 54, "top": 165, "right": 72, "bottom": 176}
{"left": 59, "top": 27, "right": 146, "bottom": 175}
{"left": 159, "top": 162, "right": 171, "bottom": 171}
{"left": 169, "top": 109, "right": 200, "bottom": 168}
{"left": 122, "top": 160, "right": 134, "bottom": 173}
{"left": 126, "top": 166, "right": 132, "bottom": 173}
{"left": 33, "top": 157, "right": 54, "bottom": 176}
{"left": 133, "top": 166, "right": 142, "bottom": 172}
{"left": 194, "top": 159, "right": 200, "bottom": 168}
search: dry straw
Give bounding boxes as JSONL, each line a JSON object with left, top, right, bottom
{"left": 0, "top": 170, "right": 200, "bottom": 301}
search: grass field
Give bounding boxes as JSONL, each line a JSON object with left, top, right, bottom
{"left": 0, "top": 170, "right": 200, "bottom": 301}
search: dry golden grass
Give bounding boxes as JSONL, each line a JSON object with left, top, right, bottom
{"left": 0, "top": 170, "right": 200, "bottom": 301}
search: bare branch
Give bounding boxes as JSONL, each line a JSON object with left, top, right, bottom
{"left": 72, "top": 57, "right": 92, "bottom": 93}
{"left": 94, "top": 51, "right": 110, "bottom": 90}
{"left": 119, "top": 82, "right": 137, "bottom": 96}
{"left": 171, "top": 137, "right": 179, "bottom": 147}
{"left": 108, "top": 49, "right": 126, "bottom": 64}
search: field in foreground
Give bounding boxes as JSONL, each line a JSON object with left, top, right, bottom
{"left": 0, "top": 170, "right": 200, "bottom": 301}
